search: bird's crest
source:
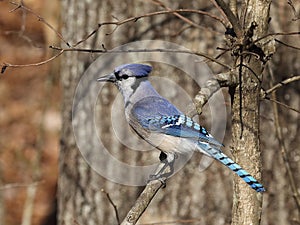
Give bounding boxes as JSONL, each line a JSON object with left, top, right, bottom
{"left": 114, "top": 64, "right": 152, "bottom": 77}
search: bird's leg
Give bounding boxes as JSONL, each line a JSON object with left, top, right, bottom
{"left": 148, "top": 152, "right": 177, "bottom": 185}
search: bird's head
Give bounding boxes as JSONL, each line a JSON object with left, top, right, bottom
{"left": 97, "top": 64, "right": 152, "bottom": 89}
{"left": 98, "top": 63, "right": 154, "bottom": 103}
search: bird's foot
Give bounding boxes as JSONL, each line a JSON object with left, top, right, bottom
{"left": 147, "top": 174, "right": 167, "bottom": 188}
{"left": 147, "top": 152, "right": 177, "bottom": 188}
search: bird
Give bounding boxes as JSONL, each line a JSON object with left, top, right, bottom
{"left": 97, "top": 63, "right": 265, "bottom": 192}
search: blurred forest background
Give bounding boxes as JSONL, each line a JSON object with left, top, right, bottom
{"left": 0, "top": 1, "right": 60, "bottom": 224}
{"left": 0, "top": 0, "right": 299, "bottom": 225}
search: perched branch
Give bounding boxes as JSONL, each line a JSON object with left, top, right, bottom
{"left": 121, "top": 180, "right": 165, "bottom": 225}
{"left": 190, "top": 70, "right": 237, "bottom": 116}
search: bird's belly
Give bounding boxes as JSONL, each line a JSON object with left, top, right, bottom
{"left": 145, "top": 133, "right": 197, "bottom": 154}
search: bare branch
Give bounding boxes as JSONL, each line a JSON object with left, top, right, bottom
{"left": 265, "top": 97, "right": 300, "bottom": 114}
{"left": 101, "top": 189, "right": 120, "bottom": 225}
{"left": 275, "top": 39, "right": 300, "bottom": 51}
{"left": 50, "top": 46, "right": 231, "bottom": 69}
{"left": 254, "top": 31, "right": 300, "bottom": 44}
{"left": 270, "top": 80, "right": 300, "bottom": 212}
{"left": 121, "top": 179, "right": 165, "bottom": 225}
{"left": 214, "top": 0, "right": 242, "bottom": 37}
{"left": 2, "top": 45, "right": 231, "bottom": 73}
{"left": 188, "top": 70, "right": 237, "bottom": 116}
{"left": 9, "top": 1, "right": 70, "bottom": 47}
{"left": 74, "top": 9, "right": 226, "bottom": 47}
{"left": 151, "top": 0, "right": 227, "bottom": 28}
{"left": 209, "top": 0, "right": 229, "bottom": 25}
{"left": 1, "top": 50, "right": 64, "bottom": 73}
{"left": 265, "top": 75, "right": 300, "bottom": 95}
{"left": 287, "top": 0, "right": 300, "bottom": 21}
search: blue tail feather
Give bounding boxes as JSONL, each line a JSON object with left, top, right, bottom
{"left": 197, "top": 142, "right": 265, "bottom": 192}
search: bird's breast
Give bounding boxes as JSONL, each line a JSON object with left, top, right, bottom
{"left": 145, "top": 132, "right": 197, "bottom": 154}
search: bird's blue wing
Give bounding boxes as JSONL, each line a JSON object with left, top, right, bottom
{"left": 130, "top": 96, "right": 223, "bottom": 147}
{"left": 144, "top": 115, "right": 223, "bottom": 147}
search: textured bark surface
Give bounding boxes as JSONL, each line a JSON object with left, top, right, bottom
{"left": 231, "top": 1, "right": 271, "bottom": 225}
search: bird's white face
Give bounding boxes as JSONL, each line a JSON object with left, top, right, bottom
{"left": 97, "top": 63, "right": 152, "bottom": 103}
{"left": 114, "top": 69, "right": 141, "bottom": 103}
{"left": 115, "top": 76, "right": 137, "bottom": 99}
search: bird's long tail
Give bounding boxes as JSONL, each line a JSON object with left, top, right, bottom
{"left": 197, "top": 142, "right": 265, "bottom": 192}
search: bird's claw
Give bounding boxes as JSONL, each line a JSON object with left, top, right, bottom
{"left": 147, "top": 174, "right": 167, "bottom": 188}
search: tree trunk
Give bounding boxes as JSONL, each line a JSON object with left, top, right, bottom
{"left": 231, "top": 1, "right": 271, "bottom": 225}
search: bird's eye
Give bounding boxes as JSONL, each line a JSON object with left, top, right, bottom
{"left": 122, "top": 74, "right": 129, "bottom": 80}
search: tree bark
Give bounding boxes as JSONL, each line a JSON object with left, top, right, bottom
{"left": 231, "top": 1, "right": 271, "bottom": 225}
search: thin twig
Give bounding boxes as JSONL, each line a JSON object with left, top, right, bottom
{"left": 101, "top": 189, "right": 120, "bottom": 225}
{"left": 269, "top": 68, "right": 300, "bottom": 213}
{"left": 74, "top": 9, "right": 226, "bottom": 47}
{"left": 209, "top": 0, "right": 229, "bottom": 25}
{"left": 287, "top": 0, "right": 300, "bottom": 21}
{"left": 151, "top": 0, "right": 227, "bottom": 28}
{"left": 1, "top": 50, "right": 64, "bottom": 73}
{"left": 214, "top": 0, "right": 242, "bottom": 37}
{"left": 9, "top": 1, "right": 70, "bottom": 47}
{"left": 50, "top": 46, "right": 231, "bottom": 69}
{"left": 275, "top": 39, "right": 300, "bottom": 51}
{"left": 265, "top": 75, "right": 300, "bottom": 95}
{"left": 1, "top": 46, "right": 230, "bottom": 73}
{"left": 121, "top": 180, "right": 165, "bottom": 225}
{"left": 265, "top": 97, "right": 300, "bottom": 114}
{"left": 253, "top": 31, "right": 300, "bottom": 44}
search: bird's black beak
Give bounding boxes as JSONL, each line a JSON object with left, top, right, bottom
{"left": 97, "top": 73, "right": 116, "bottom": 82}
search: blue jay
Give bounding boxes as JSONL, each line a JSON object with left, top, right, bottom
{"left": 97, "top": 63, "right": 265, "bottom": 192}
